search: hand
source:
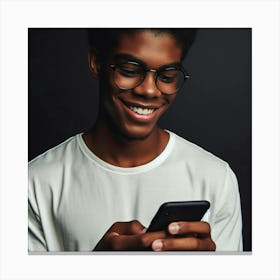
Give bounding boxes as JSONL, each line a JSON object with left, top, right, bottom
{"left": 151, "top": 221, "right": 216, "bottom": 251}
{"left": 94, "top": 220, "right": 168, "bottom": 251}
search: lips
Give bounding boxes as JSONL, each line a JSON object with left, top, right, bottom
{"left": 120, "top": 99, "right": 161, "bottom": 111}
{"left": 129, "top": 106, "right": 155, "bottom": 115}
{"left": 119, "top": 98, "right": 163, "bottom": 123}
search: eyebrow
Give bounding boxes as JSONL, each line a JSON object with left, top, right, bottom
{"left": 112, "top": 53, "right": 183, "bottom": 70}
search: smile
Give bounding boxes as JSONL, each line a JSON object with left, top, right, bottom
{"left": 119, "top": 98, "right": 163, "bottom": 123}
{"left": 129, "top": 106, "right": 155, "bottom": 115}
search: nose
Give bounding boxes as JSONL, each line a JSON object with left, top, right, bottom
{"left": 133, "top": 71, "right": 162, "bottom": 98}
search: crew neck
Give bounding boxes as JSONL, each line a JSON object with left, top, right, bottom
{"left": 77, "top": 130, "right": 175, "bottom": 175}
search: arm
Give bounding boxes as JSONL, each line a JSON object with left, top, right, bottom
{"left": 210, "top": 165, "right": 243, "bottom": 251}
{"left": 28, "top": 198, "right": 47, "bottom": 252}
{"left": 28, "top": 181, "right": 64, "bottom": 252}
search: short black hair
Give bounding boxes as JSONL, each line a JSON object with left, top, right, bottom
{"left": 87, "top": 28, "right": 197, "bottom": 63}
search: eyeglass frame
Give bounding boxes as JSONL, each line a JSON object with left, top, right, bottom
{"left": 109, "top": 61, "right": 190, "bottom": 95}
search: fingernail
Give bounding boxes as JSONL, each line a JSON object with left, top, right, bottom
{"left": 152, "top": 240, "right": 163, "bottom": 251}
{"left": 142, "top": 228, "right": 147, "bottom": 233}
{"left": 169, "top": 223, "right": 180, "bottom": 234}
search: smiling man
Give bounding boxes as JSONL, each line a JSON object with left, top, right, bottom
{"left": 28, "top": 28, "right": 243, "bottom": 252}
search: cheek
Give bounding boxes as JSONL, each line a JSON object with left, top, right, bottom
{"left": 99, "top": 74, "right": 119, "bottom": 107}
{"left": 101, "top": 87, "right": 125, "bottom": 125}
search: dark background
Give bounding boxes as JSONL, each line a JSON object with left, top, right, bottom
{"left": 28, "top": 28, "right": 252, "bottom": 251}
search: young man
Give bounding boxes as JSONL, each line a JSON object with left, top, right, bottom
{"left": 28, "top": 28, "right": 243, "bottom": 252}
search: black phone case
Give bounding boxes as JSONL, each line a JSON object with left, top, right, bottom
{"left": 147, "top": 200, "right": 210, "bottom": 232}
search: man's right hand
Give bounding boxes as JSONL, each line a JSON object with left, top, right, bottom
{"left": 94, "top": 220, "right": 167, "bottom": 251}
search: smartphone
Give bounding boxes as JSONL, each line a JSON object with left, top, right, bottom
{"left": 146, "top": 200, "right": 210, "bottom": 232}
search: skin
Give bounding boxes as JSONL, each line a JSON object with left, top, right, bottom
{"left": 84, "top": 30, "right": 216, "bottom": 251}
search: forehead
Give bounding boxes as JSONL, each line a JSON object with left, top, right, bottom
{"left": 111, "top": 30, "right": 182, "bottom": 68}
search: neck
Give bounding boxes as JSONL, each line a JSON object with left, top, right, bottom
{"left": 83, "top": 118, "right": 169, "bottom": 167}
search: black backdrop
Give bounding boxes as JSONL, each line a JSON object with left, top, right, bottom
{"left": 28, "top": 28, "right": 252, "bottom": 251}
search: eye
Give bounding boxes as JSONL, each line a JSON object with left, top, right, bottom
{"left": 158, "top": 70, "right": 178, "bottom": 83}
{"left": 117, "top": 64, "right": 142, "bottom": 78}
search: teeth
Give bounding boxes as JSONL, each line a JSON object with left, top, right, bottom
{"left": 129, "top": 106, "right": 155, "bottom": 115}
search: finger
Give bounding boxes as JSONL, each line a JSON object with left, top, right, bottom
{"left": 94, "top": 231, "right": 120, "bottom": 251}
{"left": 152, "top": 236, "right": 216, "bottom": 251}
{"left": 126, "top": 220, "right": 146, "bottom": 235}
{"left": 110, "top": 220, "right": 146, "bottom": 235}
{"left": 109, "top": 230, "right": 168, "bottom": 251}
{"left": 168, "top": 221, "right": 211, "bottom": 237}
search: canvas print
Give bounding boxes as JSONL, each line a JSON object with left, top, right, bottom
{"left": 28, "top": 28, "right": 251, "bottom": 252}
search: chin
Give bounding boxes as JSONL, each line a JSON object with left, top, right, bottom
{"left": 103, "top": 104, "right": 160, "bottom": 141}
{"left": 118, "top": 124, "right": 157, "bottom": 141}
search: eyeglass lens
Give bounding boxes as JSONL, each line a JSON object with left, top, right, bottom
{"left": 113, "top": 63, "right": 185, "bottom": 94}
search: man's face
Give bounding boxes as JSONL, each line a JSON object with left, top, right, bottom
{"left": 97, "top": 30, "right": 183, "bottom": 140}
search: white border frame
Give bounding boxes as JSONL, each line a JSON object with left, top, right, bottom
{"left": 0, "top": 0, "right": 279, "bottom": 279}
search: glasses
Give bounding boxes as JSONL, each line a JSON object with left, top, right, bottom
{"left": 109, "top": 61, "right": 190, "bottom": 95}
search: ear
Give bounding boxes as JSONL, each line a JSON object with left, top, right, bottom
{"left": 88, "top": 51, "right": 100, "bottom": 79}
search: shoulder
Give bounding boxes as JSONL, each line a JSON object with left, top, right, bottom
{"left": 167, "top": 131, "right": 236, "bottom": 192}
{"left": 168, "top": 131, "right": 240, "bottom": 211}
{"left": 28, "top": 134, "right": 80, "bottom": 181}
{"left": 170, "top": 131, "right": 228, "bottom": 170}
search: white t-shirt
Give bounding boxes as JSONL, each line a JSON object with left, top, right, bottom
{"left": 28, "top": 131, "right": 243, "bottom": 252}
